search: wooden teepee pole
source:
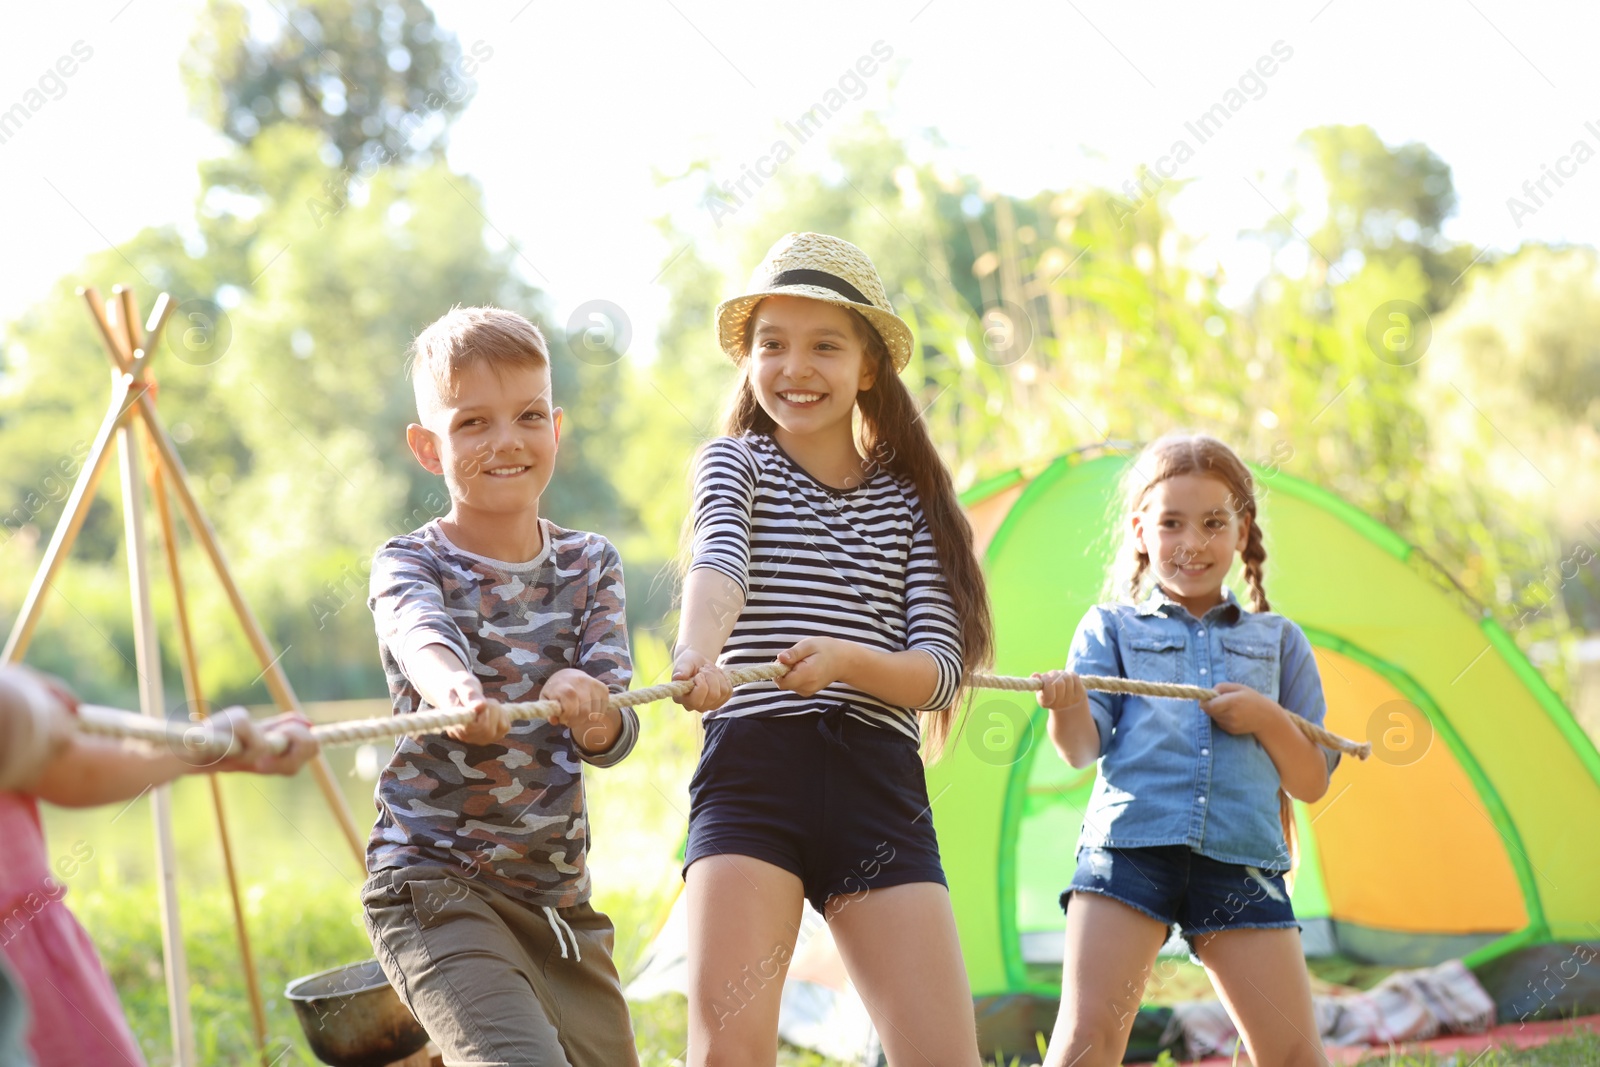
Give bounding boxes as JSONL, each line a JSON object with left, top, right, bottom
{"left": 6, "top": 283, "right": 370, "bottom": 1062}
{"left": 129, "top": 389, "right": 367, "bottom": 863}
{"left": 93, "top": 285, "right": 366, "bottom": 864}
{"left": 110, "top": 288, "right": 197, "bottom": 1067}
{"left": 0, "top": 372, "right": 136, "bottom": 663}
{"left": 85, "top": 285, "right": 133, "bottom": 368}
{"left": 137, "top": 319, "right": 271, "bottom": 1063}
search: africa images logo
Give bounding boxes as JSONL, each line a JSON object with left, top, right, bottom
{"left": 704, "top": 40, "right": 895, "bottom": 227}
{"left": 1110, "top": 39, "right": 1295, "bottom": 226}
{"left": 0, "top": 40, "right": 94, "bottom": 146}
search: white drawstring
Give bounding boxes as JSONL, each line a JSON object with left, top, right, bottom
{"left": 541, "top": 906, "right": 582, "bottom": 962}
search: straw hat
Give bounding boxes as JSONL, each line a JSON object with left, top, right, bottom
{"left": 714, "top": 232, "right": 914, "bottom": 372}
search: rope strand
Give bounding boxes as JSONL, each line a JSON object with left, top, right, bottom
{"left": 74, "top": 661, "right": 1371, "bottom": 761}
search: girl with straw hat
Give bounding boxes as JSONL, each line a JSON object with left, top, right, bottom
{"left": 672, "top": 232, "right": 992, "bottom": 1064}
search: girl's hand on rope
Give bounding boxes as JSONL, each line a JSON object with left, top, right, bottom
{"left": 1037, "top": 669, "right": 1102, "bottom": 769}
{"left": 23, "top": 667, "right": 80, "bottom": 720}
{"left": 1199, "top": 682, "right": 1278, "bottom": 736}
{"left": 214, "top": 708, "right": 319, "bottom": 775}
{"left": 0, "top": 667, "right": 75, "bottom": 791}
{"left": 541, "top": 669, "right": 619, "bottom": 752}
{"left": 1033, "top": 670, "right": 1088, "bottom": 714}
{"left": 442, "top": 670, "right": 511, "bottom": 746}
{"left": 671, "top": 649, "right": 732, "bottom": 713}
{"left": 775, "top": 637, "right": 852, "bottom": 698}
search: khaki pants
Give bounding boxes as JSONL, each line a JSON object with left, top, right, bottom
{"left": 363, "top": 867, "right": 638, "bottom": 1067}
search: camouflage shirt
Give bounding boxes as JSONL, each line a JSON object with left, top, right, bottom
{"left": 366, "top": 518, "right": 637, "bottom": 908}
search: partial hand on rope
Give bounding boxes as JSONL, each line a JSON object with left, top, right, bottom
{"left": 73, "top": 704, "right": 320, "bottom": 772}
{"left": 74, "top": 661, "right": 1370, "bottom": 761}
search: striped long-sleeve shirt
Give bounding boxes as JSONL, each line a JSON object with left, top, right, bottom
{"left": 689, "top": 433, "right": 964, "bottom": 739}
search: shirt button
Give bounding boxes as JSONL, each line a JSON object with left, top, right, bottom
{"left": 1200, "top": 667, "right": 1208, "bottom": 675}
{"left": 1197, "top": 796, "right": 1206, "bottom": 804}
{"left": 1197, "top": 628, "right": 1206, "bottom": 636}
{"left": 1201, "top": 748, "right": 1210, "bottom": 756}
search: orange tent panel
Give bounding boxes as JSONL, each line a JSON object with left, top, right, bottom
{"left": 1308, "top": 648, "right": 1528, "bottom": 935}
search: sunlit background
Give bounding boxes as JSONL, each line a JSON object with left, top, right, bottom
{"left": 5, "top": 1, "right": 1600, "bottom": 1063}
{"left": 6, "top": 2, "right": 1599, "bottom": 340}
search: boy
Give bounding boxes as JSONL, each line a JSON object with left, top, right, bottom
{"left": 362, "top": 307, "right": 639, "bottom": 1067}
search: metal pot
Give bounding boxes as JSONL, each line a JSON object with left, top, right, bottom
{"left": 285, "top": 959, "right": 430, "bottom": 1067}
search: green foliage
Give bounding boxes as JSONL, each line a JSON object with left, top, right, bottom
{"left": 1273, "top": 124, "right": 1479, "bottom": 313}
{"left": 608, "top": 226, "right": 737, "bottom": 625}
{"left": 5, "top": 0, "right": 1589, "bottom": 707}
{"left": 73, "top": 866, "right": 372, "bottom": 1064}
{"left": 634, "top": 118, "right": 1581, "bottom": 700}
{"left": 0, "top": 0, "right": 629, "bottom": 709}
{"left": 184, "top": 0, "right": 474, "bottom": 168}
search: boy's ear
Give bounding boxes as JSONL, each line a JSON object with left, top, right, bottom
{"left": 551, "top": 407, "right": 563, "bottom": 448}
{"left": 406, "top": 423, "right": 444, "bottom": 475}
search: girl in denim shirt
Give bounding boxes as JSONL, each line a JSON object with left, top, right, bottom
{"left": 1036, "top": 434, "right": 1340, "bottom": 1067}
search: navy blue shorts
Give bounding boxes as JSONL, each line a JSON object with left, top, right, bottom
{"left": 1062, "top": 845, "right": 1299, "bottom": 952}
{"left": 684, "top": 708, "right": 947, "bottom": 914}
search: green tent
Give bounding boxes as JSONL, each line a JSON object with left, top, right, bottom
{"left": 931, "top": 446, "right": 1600, "bottom": 1050}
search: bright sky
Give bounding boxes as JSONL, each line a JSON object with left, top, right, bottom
{"left": 2, "top": 0, "right": 1596, "bottom": 356}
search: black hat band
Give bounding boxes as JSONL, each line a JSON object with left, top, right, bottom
{"left": 766, "top": 268, "right": 872, "bottom": 308}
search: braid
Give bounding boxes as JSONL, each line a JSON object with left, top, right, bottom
{"left": 1128, "top": 552, "right": 1150, "bottom": 605}
{"left": 1242, "top": 515, "right": 1270, "bottom": 614}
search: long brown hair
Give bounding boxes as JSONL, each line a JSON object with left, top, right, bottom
{"left": 721, "top": 303, "right": 993, "bottom": 759}
{"left": 1108, "top": 434, "right": 1298, "bottom": 872}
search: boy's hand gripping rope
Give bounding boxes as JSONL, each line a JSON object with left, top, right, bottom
{"left": 73, "top": 663, "right": 1371, "bottom": 761}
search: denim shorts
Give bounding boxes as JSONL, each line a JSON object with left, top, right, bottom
{"left": 1062, "top": 844, "right": 1299, "bottom": 952}
{"left": 684, "top": 707, "right": 947, "bottom": 914}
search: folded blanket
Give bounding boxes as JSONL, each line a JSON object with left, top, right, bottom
{"left": 1171, "top": 959, "right": 1496, "bottom": 1059}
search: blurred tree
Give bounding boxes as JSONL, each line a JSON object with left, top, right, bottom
{"left": 1303, "top": 125, "right": 1455, "bottom": 251}
{"left": 607, "top": 215, "right": 731, "bottom": 631}
{"left": 0, "top": 0, "right": 625, "bottom": 708}
{"left": 185, "top": 0, "right": 477, "bottom": 170}
{"left": 1422, "top": 245, "right": 1600, "bottom": 633}
{"left": 1259, "top": 124, "right": 1482, "bottom": 313}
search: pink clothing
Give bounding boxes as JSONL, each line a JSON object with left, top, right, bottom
{"left": 0, "top": 791, "right": 145, "bottom": 1066}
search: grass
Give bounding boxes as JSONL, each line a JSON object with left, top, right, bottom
{"left": 1121, "top": 1038, "right": 1600, "bottom": 1067}
{"left": 59, "top": 809, "right": 851, "bottom": 1067}
{"left": 1345, "top": 1035, "right": 1600, "bottom": 1065}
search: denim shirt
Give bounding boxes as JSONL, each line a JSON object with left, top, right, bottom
{"left": 1068, "top": 584, "right": 1336, "bottom": 869}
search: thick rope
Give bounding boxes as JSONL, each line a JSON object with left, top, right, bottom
{"left": 967, "top": 672, "right": 1370, "bottom": 758}
{"left": 74, "top": 661, "right": 1371, "bottom": 760}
